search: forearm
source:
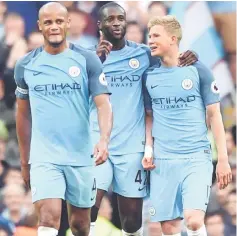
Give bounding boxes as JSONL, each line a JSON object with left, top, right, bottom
{"left": 16, "top": 111, "right": 31, "bottom": 166}
{"left": 209, "top": 112, "right": 228, "bottom": 161}
{"left": 145, "top": 112, "right": 153, "bottom": 147}
{"left": 97, "top": 102, "right": 113, "bottom": 142}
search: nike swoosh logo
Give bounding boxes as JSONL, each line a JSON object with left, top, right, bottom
{"left": 33, "top": 72, "right": 42, "bottom": 76}
{"left": 138, "top": 186, "right": 146, "bottom": 191}
{"left": 151, "top": 85, "right": 159, "bottom": 89}
{"left": 91, "top": 196, "right": 95, "bottom": 201}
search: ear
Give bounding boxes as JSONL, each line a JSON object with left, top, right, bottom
{"left": 171, "top": 35, "right": 177, "bottom": 45}
{"left": 97, "top": 20, "right": 102, "bottom": 31}
{"left": 67, "top": 17, "right": 71, "bottom": 30}
{"left": 37, "top": 20, "right": 42, "bottom": 31}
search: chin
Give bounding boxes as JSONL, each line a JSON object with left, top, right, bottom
{"left": 49, "top": 40, "right": 64, "bottom": 48}
{"left": 151, "top": 51, "right": 162, "bottom": 57}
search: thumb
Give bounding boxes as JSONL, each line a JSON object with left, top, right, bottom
{"left": 179, "top": 52, "right": 184, "bottom": 58}
{"left": 93, "top": 146, "right": 98, "bottom": 158}
{"left": 146, "top": 156, "right": 152, "bottom": 164}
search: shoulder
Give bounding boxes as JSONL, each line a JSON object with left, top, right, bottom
{"left": 70, "top": 43, "right": 98, "bottom": 60}
{"left": 192, "top": 61, "right": 210, "bottom": 74}
{"left": 126, "top": 40, "right": 150, "bottom": 53}
{"left": 15, "top": 47, "right": 43, "bottom": 76}
{"left": 16, "top": 47, "right": 42, "bottom": 68}
{"left": 145, "top": 64, "right": 161, "bottom": 75}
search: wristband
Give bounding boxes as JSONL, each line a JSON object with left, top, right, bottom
{"left": 144, "top": 145, "right": 153, "bottom": 157}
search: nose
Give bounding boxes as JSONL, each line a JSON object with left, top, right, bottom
{"left": 148, "top": 38, "right": 154, "bottom": 46}
{"left": 112, "top": 18, "right": 120, "bottom": 26}
{"left": 50, "top": 22, "right": 60, "bottom": 32}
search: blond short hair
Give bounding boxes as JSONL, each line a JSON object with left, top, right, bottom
{"left": 148, "top": 15, "right": 182, "bottom": 44}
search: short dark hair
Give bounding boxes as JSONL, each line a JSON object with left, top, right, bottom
{"left": 98, "top": 2, "right": 125, "bottom": 21}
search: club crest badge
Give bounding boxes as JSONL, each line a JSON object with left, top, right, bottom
{"left": 182, "top": 78, "right": 193, "bottom": 90}
{"left": 69, "top": 66, "right": 80, "bottom": 77}
{"left": 129, "top": 58, "right": 140, "bottom": 69}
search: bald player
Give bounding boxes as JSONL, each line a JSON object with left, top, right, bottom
{"left": 14, "top": 2, "right": 112, "bottom": 236}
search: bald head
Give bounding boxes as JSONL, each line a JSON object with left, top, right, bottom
{"left": 38, "top": 2, "right": 68, "bottom": 20}
{"left": 37, "top": 1, "right": 70, "bottom": 49}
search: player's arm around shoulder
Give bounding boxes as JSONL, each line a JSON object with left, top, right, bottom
{"left": 86, "top": 50, "right": 113, "bottom": 166}
{"left": 195, "top": 61, "right": 232, "bottom": 190}
{"left": 14, "top": 57, "right": 31, "bottom": 189}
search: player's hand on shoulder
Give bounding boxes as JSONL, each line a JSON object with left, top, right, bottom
{"left": 216, "top": 158, "right": 232, "bottom": 190}
{"left": 96, "top": 31, "right": 113, "bottom": 59}
{"left": 21, "top": 164, "right": 31, "bottom": 190}
{"left": 142, "top": 146, "right": 156, "bottom": 170}
{"left": 178, "top": 50, "right": 198, "bottom": 67}
{"left": 94, "top": 138, "right": 109, "bottom": 166}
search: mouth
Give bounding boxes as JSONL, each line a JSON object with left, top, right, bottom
{"left": 49, "top": 33, "right": 61, "bottom": 36}
{"left": 150, "top": 46, "right": 158, "bottom": 52}
{"left": 112, "top": 29, "right": 122, "bottom": 35}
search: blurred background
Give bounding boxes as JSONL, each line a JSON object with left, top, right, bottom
{"left": 0, "top": 1, "right": 235, "bottom": 236}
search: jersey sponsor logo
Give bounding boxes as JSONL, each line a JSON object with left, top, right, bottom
{"left": 69, "top": 66, "right": 80, "bottom": 77}
{"left": 34, "top": 83, "right": 81, "bottom": 96}
{"left": 17, "top": 86, "right": 29, "bottom": 95}
{"left": 129, "top": 58, "right": 140, "bottom": 69}
{"left": 211, "top": 81, "right": 220, "bottom": 94}
{"left": 182, "top": 78, "right": 193, "bottom": 90}
{"left": 152, "top": 95, "right": 196, "bottom": 109}
{"left": 99, "top": 73, "right": 108, "bottom": 86}
{"left": 149, "top": 206, "right": 156, "bottom": 216}
{"left": 105, "top": 75, "right": 141, "bottom": 88}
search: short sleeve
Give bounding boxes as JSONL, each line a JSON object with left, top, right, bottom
{"left": 142, "top": 72, "right": 152, "bottom": 110}
{"left": 193, "top": 62, "right": 220, "bottom": 106}
{"left": 86, "top": 51, "right": 111, "bottom": 98}
{"left": 14, "top": 59, "right": 29, "bottom": 100}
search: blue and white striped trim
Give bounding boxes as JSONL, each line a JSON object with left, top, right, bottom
{"left": 17, "top": 86, "right": 28, "bottom": 95}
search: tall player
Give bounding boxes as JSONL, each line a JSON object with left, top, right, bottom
{"left": 15, "top": 3, "right": 112, "bottom": 236}
{"left": 89, "top": 2, "right": 198, "bottom": 236}
{"left": 142, "top": 16, "right": 232, "bottom": 236}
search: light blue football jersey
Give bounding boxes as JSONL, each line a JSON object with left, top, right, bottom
{"left": 14, "top": 43, "right": 110, "bottom": 166}
{"left": 90, "top": 40, "right": 158, "bottom": 155}
{"left": 143, "top": 61, "right": 220, "bottom": 157}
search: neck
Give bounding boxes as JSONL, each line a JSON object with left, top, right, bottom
{"left": 44, "top": 40, "right": 68, "bottom": 55}
{"left": 105, "top": 35, "right": 126, "bottom": 50}
{"left": 161, "top": 47, "right": 179, "bottom": 67}
{"left": 112, "top": 38, "right": 126, "bottom": 50}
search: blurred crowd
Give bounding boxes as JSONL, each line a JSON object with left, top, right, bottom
{"left": 0, "top": 1, "right": 235, "bottom": 236}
